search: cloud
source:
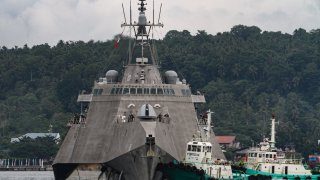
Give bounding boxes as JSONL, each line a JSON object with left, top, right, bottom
{"left": 0, "top": 0, "right": 319, "bottom": 47}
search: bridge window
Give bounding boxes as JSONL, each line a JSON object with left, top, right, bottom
{"left": 157, "top": 88, "right": 163, "bottom": 95}
{"left": 197, "top": 146, "right": 201, "bottom": 152}
{"left": 188, "top": 145, "right": 191, "bottom": 151}
{"left": 192, "top": 145, "right": 197, "bottom": 152}
{"left": 144, "top": 88, "right": 150, "bottom": 94}
{"left": 151, "top": 88, "right": 156, "bottom": 95}
{"left": 169, "top": 89, "right": 175, "bottom": 95}
{"left": 130, "top": 88, "right": 136, "bottom": 94}
{"left": 123, "top": 88, "right": 129, "bottom": 94}
{"left": 93, "top": 89, "right": 103, "bottom": 95}
{"left": 116, "top": 88, "right": 123, "bottom": 94}
{"left": 137, "top": 88, "right": 143, "bottom": 94}
{"left": 111, "top": 88, "right": 116, "bottom": 94}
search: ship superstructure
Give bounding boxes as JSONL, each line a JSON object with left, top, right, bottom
{"left": 233, "top": 115, "right": 317, "bottom": 179}
{"left": 53, "top": 1, "right": 225, "bottom": 179}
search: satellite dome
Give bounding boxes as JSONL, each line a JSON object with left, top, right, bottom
{"left": 164, "top": 70, "right": 178, "bottom": 84}
{"left": 106, "top": 70, "right": 118, "bottom": 83}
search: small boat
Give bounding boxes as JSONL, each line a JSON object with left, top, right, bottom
{"left": 233, "top": 114, "right": 320, "bottom": 179}
{"left": 159, "top": 110, "right": 237, "bottom": 180}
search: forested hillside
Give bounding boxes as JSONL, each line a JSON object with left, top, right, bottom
{"left": 0, "top": 25, "right": 319, "bottom": 157}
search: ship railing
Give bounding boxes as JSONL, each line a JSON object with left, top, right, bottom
{"left": 67, "top": 114, "right": 87, "bottom": 127}
{"left": 261, "top": 158, "right": 303, "bottom": 164}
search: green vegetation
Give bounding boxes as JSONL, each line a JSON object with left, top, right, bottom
{"left": 0, "top": 25, "right": 319, "bottom": 158}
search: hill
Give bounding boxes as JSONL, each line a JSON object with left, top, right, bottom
{"left": 0, "top": 25, "right": 319, "bottom": 158}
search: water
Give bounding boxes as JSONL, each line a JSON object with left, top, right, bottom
{"left": 0, "top": 171, "right": 54, "bottom": 180}
{"left": 0, "top": 171, "right": 101, "bottom": 180}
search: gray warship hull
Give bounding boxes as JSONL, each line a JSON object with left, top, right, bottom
{"left": 53, "top": 1, "right": 225, "bottom": 179}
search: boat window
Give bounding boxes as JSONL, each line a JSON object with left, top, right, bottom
{"left": 116, "top": 88, "right": 123, "bottom": 94}
{"left": 98, "top": 89, "right": 103, "bottom": 95}
{"left": 163, "top": 88, "right": 169, "bottom": 95}
{"left": 185, "top": 89, "right": 191, "bottom": 96}
{"left": 197, "top": 146, "right": 201, "bottom": 152}
{"left": 93, "top": 89, "right": 103, "bottom": 95}
{"left": 137, "top": 88, "right": 143, "bottom": 94}
{"left": 157, "top": 88, "right": 163, "bottom": 95}
{"left": 130, "top": 88, "right": 136, "bottom": 94}
{"left": 188, "top": 145, "right": 191, "bottom": 151}
{"left": 93, "top": 89, "right": 99, "bottom": 95}
{"left": 273, "top": 154, "right": 276, "bottom": 159}
{"left": 123, "top": 88, "right": 129, "bottom": 94}
{"left": 111, "top": 88, "right": 116, "bottom": 94}
{"left": 266, "top": 154, "right": 269, "bottom": 158}
{"left": 263, "top": 154, "right": 265, "bottom": 157}
{"left": 259, "top": 154, "right": 262, "bottom": 158}
{"left": 151, "top": 88, "right": 156, "bottom": 95}
{"left": 192, "top": 145, "right": 197, "bottom": 152}
{"left": 169, "top": 89, "right": 175, "bottom": 95}
{"left": 144, "top": 88, "right": 149, "bottom": 94}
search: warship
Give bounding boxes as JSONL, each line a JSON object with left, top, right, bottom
{"left": 53, "top": 0, "right": 225, "bottom": 179}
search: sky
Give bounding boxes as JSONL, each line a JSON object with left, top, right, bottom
{"left": 0, "top": 0, "right": 319, "bottom": 47}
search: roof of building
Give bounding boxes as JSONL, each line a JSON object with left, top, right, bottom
{"left": 22, "top": 133, "right": 60, "bottom": 139}
{"left": 10, "top": 133, "right": 60, "bottom": 143}
{"left": 215, "top": 136, "right": 236, "bottom": 144}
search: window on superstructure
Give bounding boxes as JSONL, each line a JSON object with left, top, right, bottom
{"left": 169, "top": 89, "right": 175, "bottom": 95}
{"left": 144, "top": 88, "right": 150, "bottom": 94}
{"left": 137, "top": 88, "right": 143, "bottom": 94}
{"left": 93, "top": 89, "right": 99, "bottom": 95}
{"left": 130, "top": 88, "right": 136, "bottom": 94}
{"left": 98, "top": 89, "right": 103, "bottom": 95}
{"left": 197, "top": 146, "right": 201, "bottom": 152}
{"left": 163, "top": 88, "right": 169, "bottom": 95}
{"left": 123, "top": 88, "right": 129, "bottom": 94}
{"left": 116, "top": 88, "right": 122, "bottom": 94}
{"left": 111, "top": 88, "right": 116, "bottom": 94}
{"left": 259, "top": 154, "right": 262, "bottom": 158}
{"left": 157, "top": 88, "right": 163, "bottom": 95}
{"left": 151, "top": 88, "right": 156, "bottom": 95}
{"left": 192, "top": 145, "right": 197, "bottom": 152}
{"left": 188, "top": 145, "right": 191, "bottom": 151}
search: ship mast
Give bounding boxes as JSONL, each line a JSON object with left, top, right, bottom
{"left": 121, "top": 0, "right": 163, "bottom": 65}
{"left": 270, "top": 114, "right": 276, "bottom": 151}
{"left": 206, "top": 110, "right": 212, "bottom": 141}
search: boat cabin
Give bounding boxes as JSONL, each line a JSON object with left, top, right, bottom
{"left": 185, "top": 140, "right": 212, "bottom": 163}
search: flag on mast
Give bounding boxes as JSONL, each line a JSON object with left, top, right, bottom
{"left": 114, "top": 28, "right": 125, "bottom": 48}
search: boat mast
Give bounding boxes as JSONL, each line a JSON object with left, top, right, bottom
{"left": 206, "top": 110, "right": 212, "bottom": 141}
{"left": 121, "top": 0, "right": 163, "bottom": 65}
{"left": 270, "top": 114, "right": 276, "bottom": 150}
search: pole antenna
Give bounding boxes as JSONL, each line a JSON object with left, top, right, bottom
{"left": 122, "top": 3, "right": 127, "bottom": 24}
{"left": 130, "top": 0, "right": 132, "bottom": 25}
{"left": 158, "top": 3, "right": 162, "bottom": 24}
{"left": 153, "top": 0, "right": 155, "bottom": 25}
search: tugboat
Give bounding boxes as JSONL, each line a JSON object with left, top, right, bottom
{"left": 233, "top": 115, "right": 320, "bottom": 179}
{"left": 52, "top": 0, "right": 225, "bottom": 179}
{"left": 160, "top": 110, "right": 235, "bottom": 180}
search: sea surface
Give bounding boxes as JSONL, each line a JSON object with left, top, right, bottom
{"left": 0, "top": 171, "right": 101, "bottom": 180}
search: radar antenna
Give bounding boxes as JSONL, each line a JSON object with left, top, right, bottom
{"left": 121, "top": 0, "right": 163, "bottom": 65}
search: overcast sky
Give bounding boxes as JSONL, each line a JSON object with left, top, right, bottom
{"left": 0, "top": 0, "right": 319, "bottom": 47}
